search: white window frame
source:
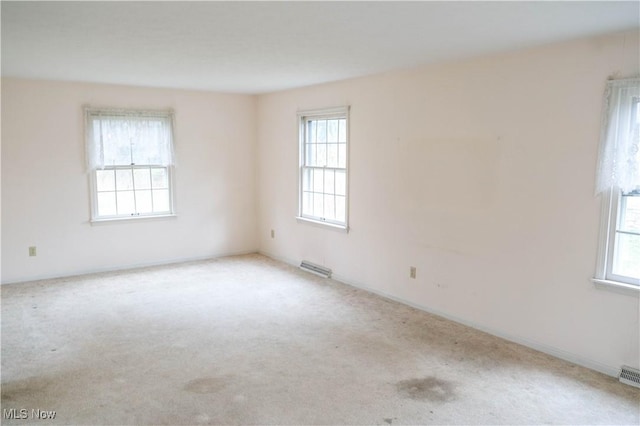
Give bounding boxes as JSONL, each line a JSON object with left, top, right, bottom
{"left": 85, "top": 108, "right": 177, "bottom": 223}
{"left": 297, "top": 106, "right": 350, "bottom": 231}
{"left": 594, "top": 188, "right": 640, "bottom": 290}
{"left": 593, "top": 94, "right": 640, "bottom": 293}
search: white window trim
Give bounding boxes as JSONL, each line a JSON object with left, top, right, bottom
{"left": 592, "top": 78, "right": 640, "bottom": 295}
{"left": 85, "top": 107, "right": 177, "bottom": 223}
{"left": 297, "top": 106, "right": 350, "bottom": 232}
{"left": 295, "top": 216, "right": 349, "bottom": 233}
{"left": 90, "top": 213, "right": 177, "bottom": 225}
{"left": 593, "top": 188, "right": 640, "bottom": 295}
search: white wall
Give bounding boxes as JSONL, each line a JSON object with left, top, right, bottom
{"left": 257, "top": 30, "right": 640, "bottom": 375}
{"left": 1, "top": 78, "right": 258, "bottom": 283}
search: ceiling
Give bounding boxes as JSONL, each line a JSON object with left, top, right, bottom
{"left": 2, "top": 1, "right": 639, "bottom": 94}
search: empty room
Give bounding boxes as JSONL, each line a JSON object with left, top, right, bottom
{"left": 1, "top": 1, "right": 639, "bottom": 424}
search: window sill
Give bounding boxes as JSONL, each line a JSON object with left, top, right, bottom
{"left": 592, "top": 278, "right": 640, "bottom": 297}
{"left": 90, "top": 214, "right": 177, "bottom": 225}
{"left": 296, "top": 216, "right": 349, "bottom": 233}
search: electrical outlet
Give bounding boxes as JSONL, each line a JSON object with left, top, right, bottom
{"left": 29, "top": 246, "right": 37, "bottom": 257}
{"left": 410, "top": 266, "right": 416, "bottom": 279}
{"left": 270, "top": 229, "right": 275, "bottom": 239}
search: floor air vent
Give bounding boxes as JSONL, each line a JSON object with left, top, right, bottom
{"left": 619, "top": 366, "right": 640, "bottom": 388}
{"left": 300, "top": 261, "right": 331, "bottom": 278}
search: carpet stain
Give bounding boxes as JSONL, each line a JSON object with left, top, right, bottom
{"left": 1, "top": 376, "right": 53, "bottom": 402}
{"left": 184, "top": 377, "right": 228, "bottom": 394}
{"left": 384, "top": 418, "right": 393, "bottom": 424}
{"left": 396, "top": 377, "right": 455, "bottom": 402}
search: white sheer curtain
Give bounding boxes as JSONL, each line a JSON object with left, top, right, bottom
{"left": 595, "top": 78, "right": 640, "bottom": 194}
{"left": 86, "top": 109, "right": 175, "bottom": 170}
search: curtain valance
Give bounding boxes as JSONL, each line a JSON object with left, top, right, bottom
{"left": 595, "top": 78, "right": 640, "bottom": 194}
{"left": 86, "top": 108, "right": 175, "bottom": 170}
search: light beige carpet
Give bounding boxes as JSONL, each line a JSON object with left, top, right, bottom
{"left": 1, "top": 254, "right": 639, "bottom": 425}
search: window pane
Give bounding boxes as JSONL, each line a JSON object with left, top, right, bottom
{"left": 302, "top": 168, "right": 313, "bottom": 191}
{"left": 116, "top": 191, "right": 135, "bottom": 215}
{"left": 612, "top": 233, "right": 640, "bottom": 279}
{"left": 302, "top": 191, "right": 313, "bottom": 216}
{"left": 338, "top": 143, "right": 347, "bottom": 168}
{"left": 619, "top": 195, "right": 640, "bottom": 233}
{"left": 306, "top": 143, "right": 316, "bottom": 166}
{"left": 97, "top": 192, "right": 116, "bottom": 216}
{"left": 338, "top": 144, "right": 347, "bottom": 168}
{"left": 96, "top": 170, "right": 115, "bottom": 192}
{"left": 336, "top": 195, "right": 346, "bottom": 223}
{"left": 151, "top": 168, "right": 168, "bottom": 189}
{"left": 324, "top": 169, "right": 335, "bottom": 194}
{"left": 115, "top": 169, "right": 134, "bottom": 190}
{"left": 335, "top": 170, "right": 346, "bottom": 196}
{"left": 316, "top": 143, "right": 327, "bottom": 167}
{"left": 313, "top": 193, "right": 323, "bottom": 217}
{"left": 152, "top": 189, "right": 170, "bottom": 213}
{"left": 327, "top": 144, "right": 338, "bottom": 168}
{"left": 134, "top": 168, "right": 151, "bottom": 190}
{"left": 316, "top": 120, "right": 327, "bottom": 143}
{"left": 307, "top": 120, "right": 316, "bottom": 143}
{"left": 338, "top": 119, "right": 347, "bottom": 142}
{"left": 327, "top": 119, "right": 339, "bottom": 143}
{"left": 313, "top": 169, "right": 324, "bottom": 193}
{"left": 136, "top": 190, "right": 153, "bottom": 213}
{"left": 324, "top": 194, "right": 335, "bottom": 220}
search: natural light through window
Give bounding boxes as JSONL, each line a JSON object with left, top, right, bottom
{"left": 95, "top": 167, "right": 171, "bottom": 217}
{"left": 613, "top": 189, "right": 640, "bottom": 280}
{"left": 595, "top": 78, "right": 640, "bottom": 288}
{"left": 86, "top": 108, "right": 176, "bottom": 221}
{"left": 298, "top": 107, "right": 349, "bottom": 229}
{"left": 610, "top": 99, "right": 640, "bottom": 281}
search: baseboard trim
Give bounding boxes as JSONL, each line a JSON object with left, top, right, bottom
{"left": 258, "top": 250, "right": 619, "bottom": 378}
{"left": 1, "top": 249, "right": 259, "bottom": 285}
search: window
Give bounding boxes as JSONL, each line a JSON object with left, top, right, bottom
{"left": 595, "top": 78, "right": 640, "bottom": 288}
{"left": 608, "top": 188, "right": 640, "bottom": 281}
{"left": 85, "top": 108, "right": 176, "bottom": 221}
{"left": 298, "top": 106, "right": 349, "bottom": 230}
